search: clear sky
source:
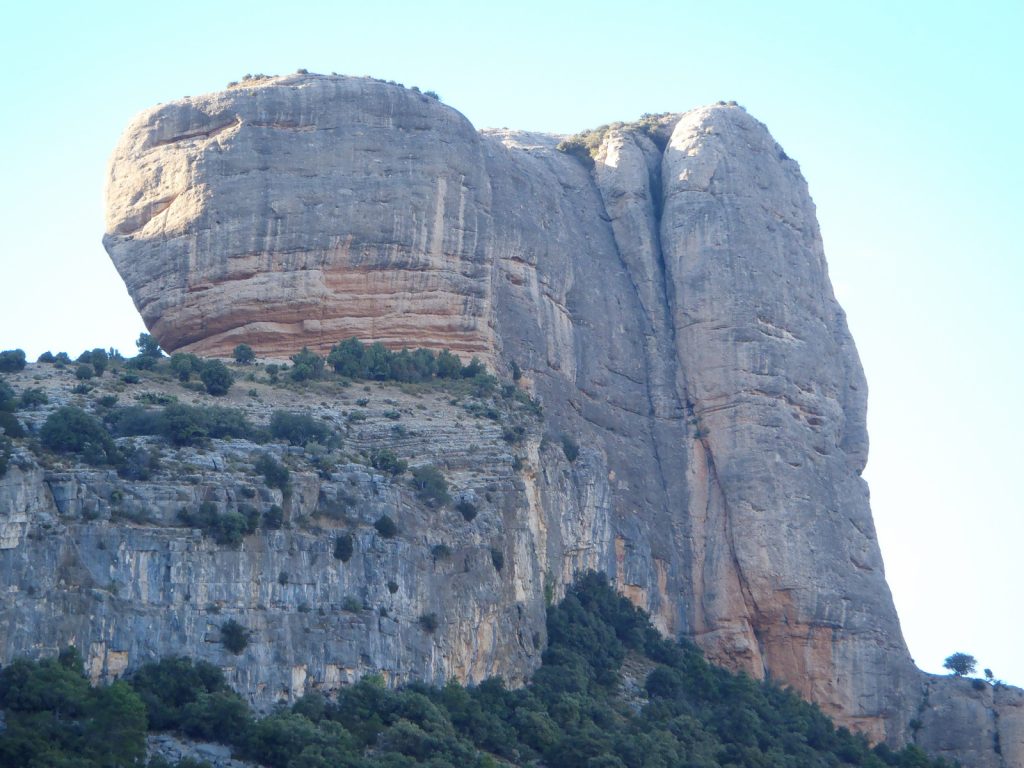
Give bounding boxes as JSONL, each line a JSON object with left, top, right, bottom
{"left": 1, "top": 1, "right": 1020, "bottom": 686}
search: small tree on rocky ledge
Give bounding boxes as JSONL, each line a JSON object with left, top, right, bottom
{"left": 943, "top": 652, "right": 977, "bottom": 677}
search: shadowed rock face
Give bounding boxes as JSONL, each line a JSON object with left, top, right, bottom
{"left": 96, "top": 74, "right": 1014, "bottom": 766}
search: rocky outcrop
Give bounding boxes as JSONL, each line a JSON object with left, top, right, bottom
{"left": 77, "top": 73, "right": 1018, "bottom": 767}
{"left": 0, "top": 367, "right": 569, "bottom": 700}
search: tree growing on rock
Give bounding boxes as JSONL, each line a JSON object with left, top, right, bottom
{"left": 943, "top": 652, "right": 977, "bottom": 677}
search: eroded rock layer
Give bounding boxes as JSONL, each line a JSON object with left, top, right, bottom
{"left": 93, "top": 73, "right": 1023, "bottom": 766}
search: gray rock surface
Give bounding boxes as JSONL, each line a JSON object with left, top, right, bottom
{"left": 7, "top": 72, "right": 999, "bottom": 767}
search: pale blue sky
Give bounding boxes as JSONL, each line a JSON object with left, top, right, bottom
{"left": 1, "top": 1, "right": 1020, "bottom": 686}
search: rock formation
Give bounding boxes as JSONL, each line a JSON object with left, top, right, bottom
{"left": 6, "top": 72, "right": 1009, "bottom": 766}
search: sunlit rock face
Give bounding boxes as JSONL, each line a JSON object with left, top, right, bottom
{"left": 94, "top": 74, "right": 1018, "bottom": 767}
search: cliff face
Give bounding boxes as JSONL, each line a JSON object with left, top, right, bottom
{"left": 34, "top": 72, "right": 1002, "bottom": 766}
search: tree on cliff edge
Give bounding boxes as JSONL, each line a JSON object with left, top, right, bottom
{"left": 943, "top": 652, "right": 977, "bottom": 676}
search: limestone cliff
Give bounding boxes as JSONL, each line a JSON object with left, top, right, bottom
{"left": 8, "top": 72, "right": 1003, "bottom": 766}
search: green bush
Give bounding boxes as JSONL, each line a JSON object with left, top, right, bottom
{"left": 263, "top": 504, "right": 284, "bottom": 530}
{"left": 333, "top": 533, "right": 354, "bottom": 562}
{"left": 75, "top": 363, "right": 95, "bottom": 380}
{"left": 0, "top": 379, "right": 15, "bottom": 412}
{"left": 107, "top": 403, "right": 261, "bottom": 447}
{"left": 17, "top": 387, "right": 48, "bottom": 409}
{"left": 41, "top": 406, "right": 117, "bottom": 465}
{"left": 135, "top": 332, "right": 162, "bottom": 359}
{"left": 129, "top": 656, "right": 231, "bottom": 731}
{"left": 0, "top": 647, "right": 147, "bottom": 767}
{"left": 270, "top": 410, "right": 332, "bottom": 446}
{"left": 0, "top": 436, "right": 11, "bottom": 478}
{"left": 418, "top": 613, "right": 439, "bottom": 632}
{"left": 341, "top": 596, "right": 363, "bottom": 613}
{"left": 179, "top": 501, "right": 257, "bottom": 546}
{"left": 0, "top": 412, "right": 25, "bottom": 439}
{"left": 255, "top": 453, "right": 290, "bottom": 490}
{"left": 456, "top": 498, "right": 477, "bottom": 522}
{"left": 200, "top": 359, "right": 234, "bottom": 396}
{"left": 373, "top": 514, "right": 399, "bottom": 538}
{"left": 289, "top": 347, "right": 324, "bottom": 382}
{"left": 233, "top": 343, "right": 255, "bottom": 365}
{"left": 170, "top": 352, "right": 202, "bottom": 382}
{"left": 0, "top": 349, "right": 26, "bottom": 372}
{"left": 88, "top": 348, "right": 109, "bottom": 376}
{"left": 410, "top": 464, "right": 451, "bottom": 507}
{"left": 369, "top": 447, "right": 407, "bottom": 475}
{"left": 220, "top": 619, "right": 251, "bottom": 654}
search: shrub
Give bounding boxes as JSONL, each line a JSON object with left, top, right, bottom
{"left": 220, "top": 619, "right": 250, "bottom": 654}
{"left": 200, "top": 359, "right": 234, "bottom": 396}
{"left": 418, "top": 613, "right": 439, "bottom": 632}
{"left": 255, "top": 453, "right": 290, "bottom": 490}
{"left": 387, "top": 580, "right": 399, "bottom": 594}
{"left": 490, "top": 547, "right": 504, "bottom": 571}
{"left": 36, "top": 351, "right": 55, "bottom": 363}
{"left": 41, "top": 406, "right": 117, "bottom": 465}
{"left": 129, "top": 657, "right": 231, "bottom": 731}
{"left": 289, "top": 347, "right": 324, "bottom": 381}
{"left": 341, "top": 596, "right": 363, "bottom": 613}
{"left": 374, "top": 514, "right": 399, "bottom": 538}
{"left": 169, "top": 353, "right": 201, "bottom": 382}
{"left": 117, "top": 444, "right": 161, "bottom": 481}
{"left": 233, "top": 344, "right": 255, "bottom": 364}
{"left": 432, "top": 544, "right": 453, "bottom": 561}
{"left": 0, "top": 436, "right": 11, "bottom": 478}
{"left": 270, "top": 411, "right": 332, "bottom": 446}
{"left": 0, "top": 349, "right": 26, "bottom": 372}
{"left": 0, "top": 379, "right": 15, "bottom": 411}
{"left": 18, "top": 387, "right": 48, "bottom": 409}
{"left": 333, "top": 533, "right": 354, "bottom": 562}
{"left": 456, "top": 498, "right": 477, "bottom": 522}
{"left": 179, "top": 501, "right": 256, "bottom": 546}
{"left": 89, "top": 348, "right": 109, "bottom": 376}
{"left": 410, "top": 464, "right": 451, "bottom": 507}
{"left": 369, "top": 447, "right": 408, "bottom": 476}
{"left": 327, "top": 337, "right": 366, "bottom": 377}
{"left": 0, "top": 412, "right": 25, "bottom": 439}
{"left": 135, "top": 332, "right": 162, "bottom": 359}
{"left": 435, "top": 349, "right": 463, "bottom": 379}
{"left": 75, "top": 364, "right": 95, "bottom": 380}
{"left": 263, "top": 504, "right": 284, "bottom": 530}
{"left": 108, "top": 403, "right": 261, "bottom": 447}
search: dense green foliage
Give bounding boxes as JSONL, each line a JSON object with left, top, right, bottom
{"left": 107, "top": 402, "right": 263, "bottom": 446}
{"left": 178, "top": 500, "right": 259, "bottom": 546}
{"left": 0, "top": 647, "right": 146, "bottom": 767}
{"left": 41, "top": 406, "right": 119, "bottom": 465}
{"left": 270, "top": 410, "right": 334, "bottom": 446}
{"left": 943, "top": 652, "right": 977, "bottom": 677}
{"left": 0, "top": 348, "right": 27, "bottom": 372}
{"left": 0, "top": 378, "right": 15, "bottom": 412}
{"left": 327, "top": 337, "right": 488, "bottom": 385}
{"left": 199, "top": 359, "right": 234, "bottom": 395}
{"left": 233, "top": 343, "right": 255, "bottom": 365}
{"left": 255, "top": 452, "right": 291, "bottom": 490}
{"left": 0, "top": 576, "right": 955, "bottom": 768}
{"left": 410, "top": 464, "right": 451, "bottom": 507}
